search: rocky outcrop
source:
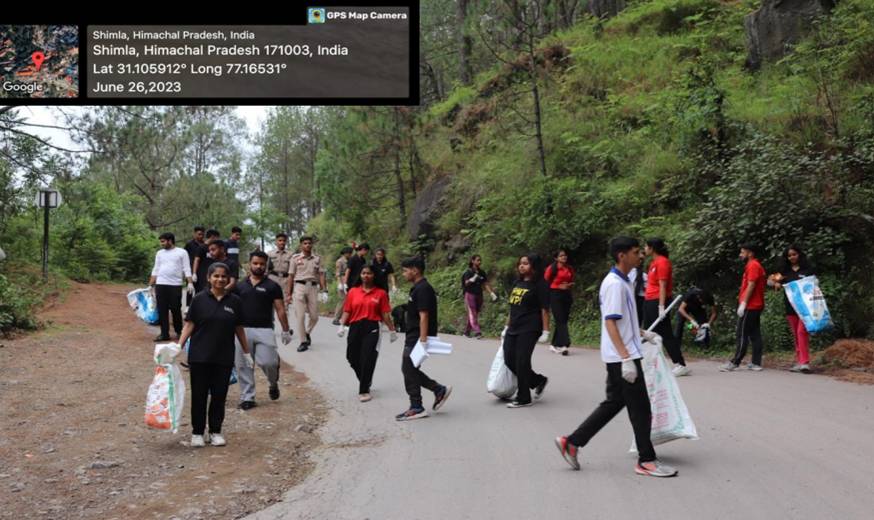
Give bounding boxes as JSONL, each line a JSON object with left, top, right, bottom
{"left": 407, "top": 177, "right": 452, "bottom": 241}
{"left": 744, "top": 0, "right": 836, "bottom": 69}
{"left": 588, "top": 0, "right": 626, "bottom": 19}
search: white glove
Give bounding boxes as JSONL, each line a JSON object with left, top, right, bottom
{"left": 390, "top": 331, "right": 398, "bottom": 343}
{"left": 641, "top": 329, "right": 658, "bottom": 343}
{"left": 538, "top": 331, "right": 550, "bottom": 344}
{"left": 490, "top": 292, "right": 498, "bottom": 302}
{"left": 319, "top": 291, "right": 329, "bottom": 304}
{"left": 343, "top": 283, "right": 349, "bottom": 292}
{"left": 187, "top": 282, "right": 195, "bottom": 295}
{"left": 701, "top": 323, "right": 711, "bottom": 330}
{"left": 690, "top": 319, "right": 700, "bottom": 329}
{"left": 337, "top": 281, "right": 344, "bottom": 292}
{"left": 467, "top": 276, "right": 479, "bottom": 285}
{"left": 501, "top": 326, "right": 508, "bottom": 338}
{"left": 337, "top": 325, "right": 347, "bottom": 338}
{"left": 390, "top": 287, "right": 398, "bottom": 296}
{"left": 148, "top": 285, "right": 156, "bottom": 299}
{"left": 192, "top": 273, "right": 198, "bottom": 284}
{"left": 621, "top": 358, "right": 638, "bottom": 383}
{"left": 658, "top": 304, "right": 667, "bottom": 319}
{"left": 242, "top": 352, "right": 255, "bottom": 369}
{"left": 281, "top": 331, "right": 292, "bottom": 345}
{"left": 737, "top": 302, "right": 747, "bottom": 317}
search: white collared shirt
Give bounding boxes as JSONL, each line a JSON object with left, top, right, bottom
{"left": 151, "top": 247, "right": 192, "bottom": 286}
{"left": 599, "top": 267, "right": 642, "bottom": 363}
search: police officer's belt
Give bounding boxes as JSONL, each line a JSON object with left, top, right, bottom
{"left": 295, "top": 280, "right": 319, "bottom": 286}
{"left": 270, "top": 271, "right": 289, "bottom": 277}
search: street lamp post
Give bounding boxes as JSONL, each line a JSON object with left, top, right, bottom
{"left": 36, "top": 188, "right": 62, "bottom": 282}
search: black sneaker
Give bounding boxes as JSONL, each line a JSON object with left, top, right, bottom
{"left": 433, "top": 385, "right": 452, "bottom": 411}
{"left": 306, "top": 333, "right": 312, "bottom": 345}
{"left": 297, "top": 344, "right": 309, "bottom": 352}
{"left": 269, "top": 385, "right": 280, "bottom": 400}
{"left": 238, "top": 400, "right": 257, "bottom": 411}
{"left": 534, "top": 377, "right": 548, "bottom": 400}
{"left": 154, "top": 334, "right": 171, "bottom": 342}
{"left": 395, "top": 407, "right": 429, "bottom": 421}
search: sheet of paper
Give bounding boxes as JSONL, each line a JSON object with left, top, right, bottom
{"left": 410, "top": 340, "right": 429, "bottom": 367}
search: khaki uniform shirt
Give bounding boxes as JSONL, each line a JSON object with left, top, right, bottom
{"left": 289, "top": 253, "right": 326, "bottom": 282}
{"left": 268, "top": 249, "right": 294, "bottom": 278}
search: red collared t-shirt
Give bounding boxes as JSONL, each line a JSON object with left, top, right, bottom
{"left": 645, "top": 255, "right": 673, "bottom": 301}
{"left": 739, "top": 258, "right": 766, "bottom": 310}
{"left": 544, "top": 263, "right": 575, "bottom": 290}
{"left": 343, "top": 286, "right": 391, "bottom": 324}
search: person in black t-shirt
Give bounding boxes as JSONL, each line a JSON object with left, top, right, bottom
{"left": 344, "top": 243, "right": 370, "bottom": 289}
{"left": 225, "top": 226, "right": 242, "bottom": 275}
{"left": 233, "top": 251, "right": 294, "bottom": 410}
{"left": 770, "top": 245, "right": 815, "bottom": 373}
{"left": 193, "top": 229, "right": 220, "bottom": 292}
{"left": 184, "top": 226, "right": 206, "bottom": 306}
{"left": 371, "top": 248, "right": 397, "bottom": 294}
{"left": 178, "top": 262, "right": 251, "bottom": 448}
{"left": 396, "top": 257, "right": 452, "bottom": 421}
{"left": 202, "top": 239, "right": 239, "bottom": 292}
{"left": 502, "top": 253, "right": 550, "bottom": 408}
{"left": 674, "top": 287, "right": 717, "bottom": 351}
{"left": 461, "top": 254, "right": 498, "bottom": 339}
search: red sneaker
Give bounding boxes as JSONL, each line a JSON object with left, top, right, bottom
{"left": 554, "top": 436, "right": 580, "bottom": 470}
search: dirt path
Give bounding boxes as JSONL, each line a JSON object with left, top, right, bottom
{"left": 0, "top": 282, "right": 326, "bottom": 520}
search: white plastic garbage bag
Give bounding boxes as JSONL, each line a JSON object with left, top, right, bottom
{"left": 784, "top": 275, "right": 833, "bottom": 334}
{"left": 631, "top": 334, "right": 698, "bottom": 451}
{"left": 487, "top": 340, "right": 517, "bottom": 399}
{"left": 145, "top": 343, "right": 185, "bottom": 433}
{"left": 127, "top": 288, "right": 159, "bottom": 325}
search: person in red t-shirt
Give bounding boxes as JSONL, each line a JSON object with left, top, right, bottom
{"left": 721, "top": 244, "right": 766, "bottom": 372}
{"left": 544, "top": 249, "right": 575, "bottom": 356}
{"left": 642, "top": 238, "right": 687, "bottom": 375}
{"left": 337, "top": 266, "right": 398, "bottom": 401}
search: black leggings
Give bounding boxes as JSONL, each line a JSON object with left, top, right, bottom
{"left": 188, "top": 362, "right": 233, "bottom": 435}
{"left": 550, "top": 289, "right": 572, "bottom": 348}
{"left": 643, "top": 300, "right": 685, "bottom": 366}
{"left": 346, "top": 320, "right": 381, "bottom": 394}
{"left": 503, "top": 331, "right": 547, "bottom": 404}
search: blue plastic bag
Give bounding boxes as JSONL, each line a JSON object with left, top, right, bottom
{"left": 784, "top": 276, "right": 833, "bottom": 334}
{"left": 126, "top": 288, "right": 159, "bottom": 325}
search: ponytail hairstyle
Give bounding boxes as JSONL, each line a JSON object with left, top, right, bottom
{"left": 546, "top": 249, "right": 569, "bottom": 283}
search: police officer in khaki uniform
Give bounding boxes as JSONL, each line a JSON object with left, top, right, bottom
{"left": 288, "top": 236, "right": 327, "bottom": 352}
{"left": 268, "top": 233, "right": 295, "bottom": 327}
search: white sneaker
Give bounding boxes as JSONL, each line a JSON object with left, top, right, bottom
{"left": 190, "top": 435, "right": 206, "bottom": 448}
{"left": 548, "top": 346, "right": 559, "bottom": 354}
{"left": 672, "top": 365, "right": 691, "bottom": 377}
{"left": 748, "top": 364, "right": 764, "bottom": 371}
{"left": 799, "top": 364, "right": 811, "bottom": 373}
{"left": 210, "top": 433, "right": 226, "bottom": 447}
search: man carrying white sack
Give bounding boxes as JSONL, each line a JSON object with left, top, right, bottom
{"left": 554, "top": 236, "right": 677, "bottom": 478}
{"left": 234, "top": 251, "right": 293, "bottom": 411}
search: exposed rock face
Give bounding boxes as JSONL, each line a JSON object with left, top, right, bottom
{"left": 588, "top": 0, "right": 627, "bottom": 19}
{"left": 744, "top": 0, "right": 836, "bottom": 69}
{"left": 408, "top": 177, "right": 452, "bottom": 241}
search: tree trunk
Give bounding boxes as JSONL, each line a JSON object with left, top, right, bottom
{"left": 457, "top": 0, "right": 473, "bottom": 85}
{"left": 393, "top": 109, "right": 407, "bottom": 226}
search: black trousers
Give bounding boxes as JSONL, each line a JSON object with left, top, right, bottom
{"left": 503, "top": 331, "right": 547, "bottom": 404}
{"left": 732, "top": 309, "right": 764, "bottom": 366}
{"left": 402, "top": 340, "right": 441, "bottom": 408}
{"left": 550, "top": 289, "right": 572, "bottom": 348}
{"left": 643, "top": 299, "right": 684, "bottom": 366}
{"left": 347, "top": 320, "right": 381, "bottom": 394}
{"left": 188, "top": 362, "right": 233, "bottom": 435}
{"left": 567, "top": 359, "right": 656, "bottom": 464}
{"left": 155, "top": 284, "right": 183, "bottom": 338}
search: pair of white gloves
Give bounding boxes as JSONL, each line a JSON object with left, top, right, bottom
{"left": 337, "top": 325, "right": 398, "bottom": 343}
{"left": 501, "top": 326, "right": 550, "bottom": 345}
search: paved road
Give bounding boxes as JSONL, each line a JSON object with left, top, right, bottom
{"left": 250, "top": 320, "right": 874, "bottom": 520}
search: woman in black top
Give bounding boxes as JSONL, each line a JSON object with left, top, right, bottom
{"left": 461, "top": 254, "right": 497, "bottom": 339}
{"left": 502, "top": 253, "right": 550, "bottom": 408}
{"left": 178, "top": 262, "right": 251, "bottom": 448}
{"left": 770, "top": 245, "right": 815, "bottom": 373}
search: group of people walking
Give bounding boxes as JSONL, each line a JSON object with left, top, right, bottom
{"left": 148, "top": 226, "right": 820, "bottom": 476}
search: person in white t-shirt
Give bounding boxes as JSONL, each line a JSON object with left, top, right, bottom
{"left": 149, "top": 232, "right": 194, "bottom": 341}
{"left": 554, "top": 236, "right": 677, "bottom": 478}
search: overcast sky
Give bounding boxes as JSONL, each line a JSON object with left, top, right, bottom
{"left": 11, "top": 105, "right": 269, "bottom": 151}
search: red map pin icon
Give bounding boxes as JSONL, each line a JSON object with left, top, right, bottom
{"left": 31, "top": 51, "right": 45, "bottom": 71}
